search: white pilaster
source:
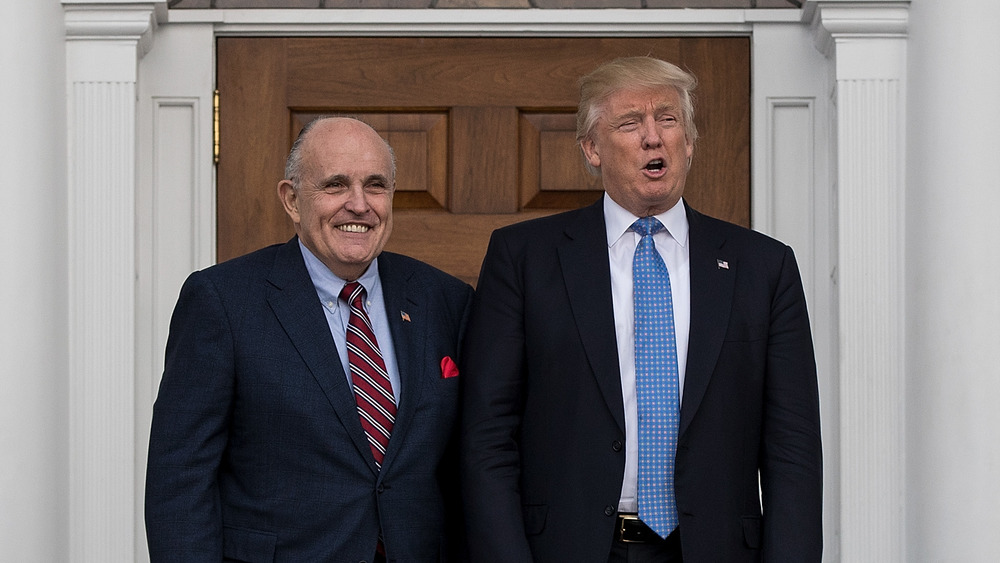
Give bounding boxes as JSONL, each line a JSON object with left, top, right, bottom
{"left": 806, "top": 1, "right": 909, "bottom": 561}
{"left": 63, "top": 2, "right": 165, "bottom": 561}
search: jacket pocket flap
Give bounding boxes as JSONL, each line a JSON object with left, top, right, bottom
{"left": 223, "top": 526, "right": 277, "bottom": 562}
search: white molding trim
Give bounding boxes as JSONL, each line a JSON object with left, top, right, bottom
{"left": 167, "top": 8, "right": 802, "bottom": 35}
{"left": 808, "top": 1, "right": 909, "bottom": 561}
{"left": 762, "top": 97, "right": 816, "bottom": 237}
{"left": 63, "top": 2, "right": 166, "bottom": 561}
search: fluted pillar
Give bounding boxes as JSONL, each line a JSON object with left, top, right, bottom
{"left": 806, "top": 1, "right": 909, "bottom": 561}
{"left": 63, "top": 2, "right": 165, "bottom": 561}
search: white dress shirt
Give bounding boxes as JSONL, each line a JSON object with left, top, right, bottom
{"left": 604, "top": 194, "right": 691, "bottom": 513}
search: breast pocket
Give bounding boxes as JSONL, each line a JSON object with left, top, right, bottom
{"left": 723, "top": 321, "right": 767, "bottom": 342}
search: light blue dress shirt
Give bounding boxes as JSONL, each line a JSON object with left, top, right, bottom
{"left": 299, "top": 241, "right": 403, "bottom": 404}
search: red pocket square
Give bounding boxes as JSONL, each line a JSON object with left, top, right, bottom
{"left": 440, "top": 356, "right": 460, "bottom": 379}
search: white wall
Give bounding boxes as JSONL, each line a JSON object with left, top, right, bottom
{"left": 907, "top": 2, "right": 1000, "bottom": 560}
{"left": 0, "top": 0, "right": 69, "bottom": 561}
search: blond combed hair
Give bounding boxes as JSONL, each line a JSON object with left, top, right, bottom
{"left": 576, "top": 57, "right": 698, "bottom": 173}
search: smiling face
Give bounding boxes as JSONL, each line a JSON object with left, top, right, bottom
{"left": 580, "top": 86, "right": 694, "bottom": 217}
{"left": 278, "top": 118, "right": 395, "bottom": 281}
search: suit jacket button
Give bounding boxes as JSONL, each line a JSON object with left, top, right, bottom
{"left": 376, "top": 484, "right": 385, "bottom": 494}
{"left": 612, "top": 440, "right": 623, "bottom": 452}
{"left": 604, "top": 505, "right": 615, "bottom": 517}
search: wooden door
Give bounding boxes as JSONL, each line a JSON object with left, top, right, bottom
{"left": 217, "top": 37, "right": 750, "bottom": 284}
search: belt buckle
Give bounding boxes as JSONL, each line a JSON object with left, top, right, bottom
{"left": 617, "top": 513, "right": 646, "bottom": 544}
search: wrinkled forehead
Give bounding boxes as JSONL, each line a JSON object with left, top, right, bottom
{"left": 597, "top": 85, "right": 683, "bottom": 118}
{"left": 302, "top": 125, "right": 394, "bottom": 178}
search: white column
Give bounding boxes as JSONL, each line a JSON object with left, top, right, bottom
{"left": 906, "top": 2, "right": 1000, "bottom": 561}
{"left": 63, "top": 2, "right": 165, "bottom": 561}
{"left": 1, "top": 2, "right": 70, "bottom": 561}
{"left": 806, "top": 1, "right": 909, "bottom": 561}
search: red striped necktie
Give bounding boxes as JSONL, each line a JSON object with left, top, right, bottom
{"left": 340, "top": 281, "right": 396, "bottom": 468}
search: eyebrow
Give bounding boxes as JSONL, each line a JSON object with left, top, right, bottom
{"left": 317, "top": 173, "right": 391, "bottom": 185}
{"left": 364, "top": 174, "right": 391, "bottom": 186}
{"left": 319, "top": 174, "right": 349, "bottom": 185}
{"left": 610, "top": 103, "right": 680, "bottom": 123}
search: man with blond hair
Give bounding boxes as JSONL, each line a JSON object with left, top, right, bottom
{"left": 461, "top": 57, "right": 822, "bottom": 562}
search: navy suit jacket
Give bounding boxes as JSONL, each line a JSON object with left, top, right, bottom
{"left": 460, "top": 199, "right": 822, "bottom": 562}
{"left": 145, "top": 238, "right": 473, "bottom": 562}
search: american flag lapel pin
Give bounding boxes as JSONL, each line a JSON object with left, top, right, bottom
{"left": 400, "top": 311, "right": 411, "bottom": 322}
{"left": 717, "top": 259, "right": 730, "bottom": 270}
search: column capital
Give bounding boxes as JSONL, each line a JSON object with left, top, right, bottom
{"left": 805, "top": 1, "right": 909, "bottom": 59}
{"left": 63, "top": 1, "right": 166, "bottom": 58}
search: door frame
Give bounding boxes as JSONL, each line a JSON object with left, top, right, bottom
{"left": 63, "top": 3, "right": 910, "bottom": 561}
{"left": 146, "top": 9, "right": 836, "bottom": 561}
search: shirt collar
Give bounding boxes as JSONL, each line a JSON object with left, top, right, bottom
{"left": 298, "top": 239, "right": 381, "bottom": 305}
{"left": 603, "top": 193, "right": 689, "bottom": 248}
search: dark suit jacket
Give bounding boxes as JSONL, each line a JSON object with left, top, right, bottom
{"left": 460, "top": 199, "right": 822, "bottom": 562}
{"left": 145, "top": 238, "right": 474, "bottom": 562}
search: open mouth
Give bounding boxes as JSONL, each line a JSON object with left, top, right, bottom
{"left": 645, "top": 159, "right": 665, "bottom": 172}
{"left": 337, "top": 224, "right": 370, "bottom": 233}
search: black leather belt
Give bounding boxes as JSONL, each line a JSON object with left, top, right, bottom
{"left": 616, "top": 513, "right": 663, "bottom": 544}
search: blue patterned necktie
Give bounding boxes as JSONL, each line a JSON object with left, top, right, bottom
{"left": 632, "top": 216, "right": 680, "bottom": 538}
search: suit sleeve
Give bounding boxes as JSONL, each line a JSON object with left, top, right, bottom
{"left": 459, "top": 231, "right": 534, "bottom": 563}
{"left": 144, "top": 272, "right": 235, "bottom": 562}
{"left": 760, "top": 246, "right": 823, "bottom": 561}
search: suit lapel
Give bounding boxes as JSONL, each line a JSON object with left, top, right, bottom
{"left": 265, "top": 238, "right": 376, "bottom": 472}
{"left": 680, "top": 206, "right": 736, "bottom": 437}
{"left": 558, "top": 200, "right": 626, "bottom": 433}
{"left": 374, "top": 253, "right": 425, "bottom": 475}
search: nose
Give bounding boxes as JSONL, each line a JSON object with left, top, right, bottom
{"left": 343, "top": 185, "right": 370, "bottom": 214}
{"left": 641, "top": 118, "right": 662, "bottom": 149}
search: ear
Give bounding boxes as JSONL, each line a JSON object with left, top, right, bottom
{"left": 277, "top": 180, "right": 300, "bottom": 224}
{"left": 580, "top": 137, "right": 601, "bottom": 169}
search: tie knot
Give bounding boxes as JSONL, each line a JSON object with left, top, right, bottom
{"left": 339, "top": 281, "right": 365, "bottom": 306}
{"left": 632, "top": 217, "right": 665, "bottom": 237}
